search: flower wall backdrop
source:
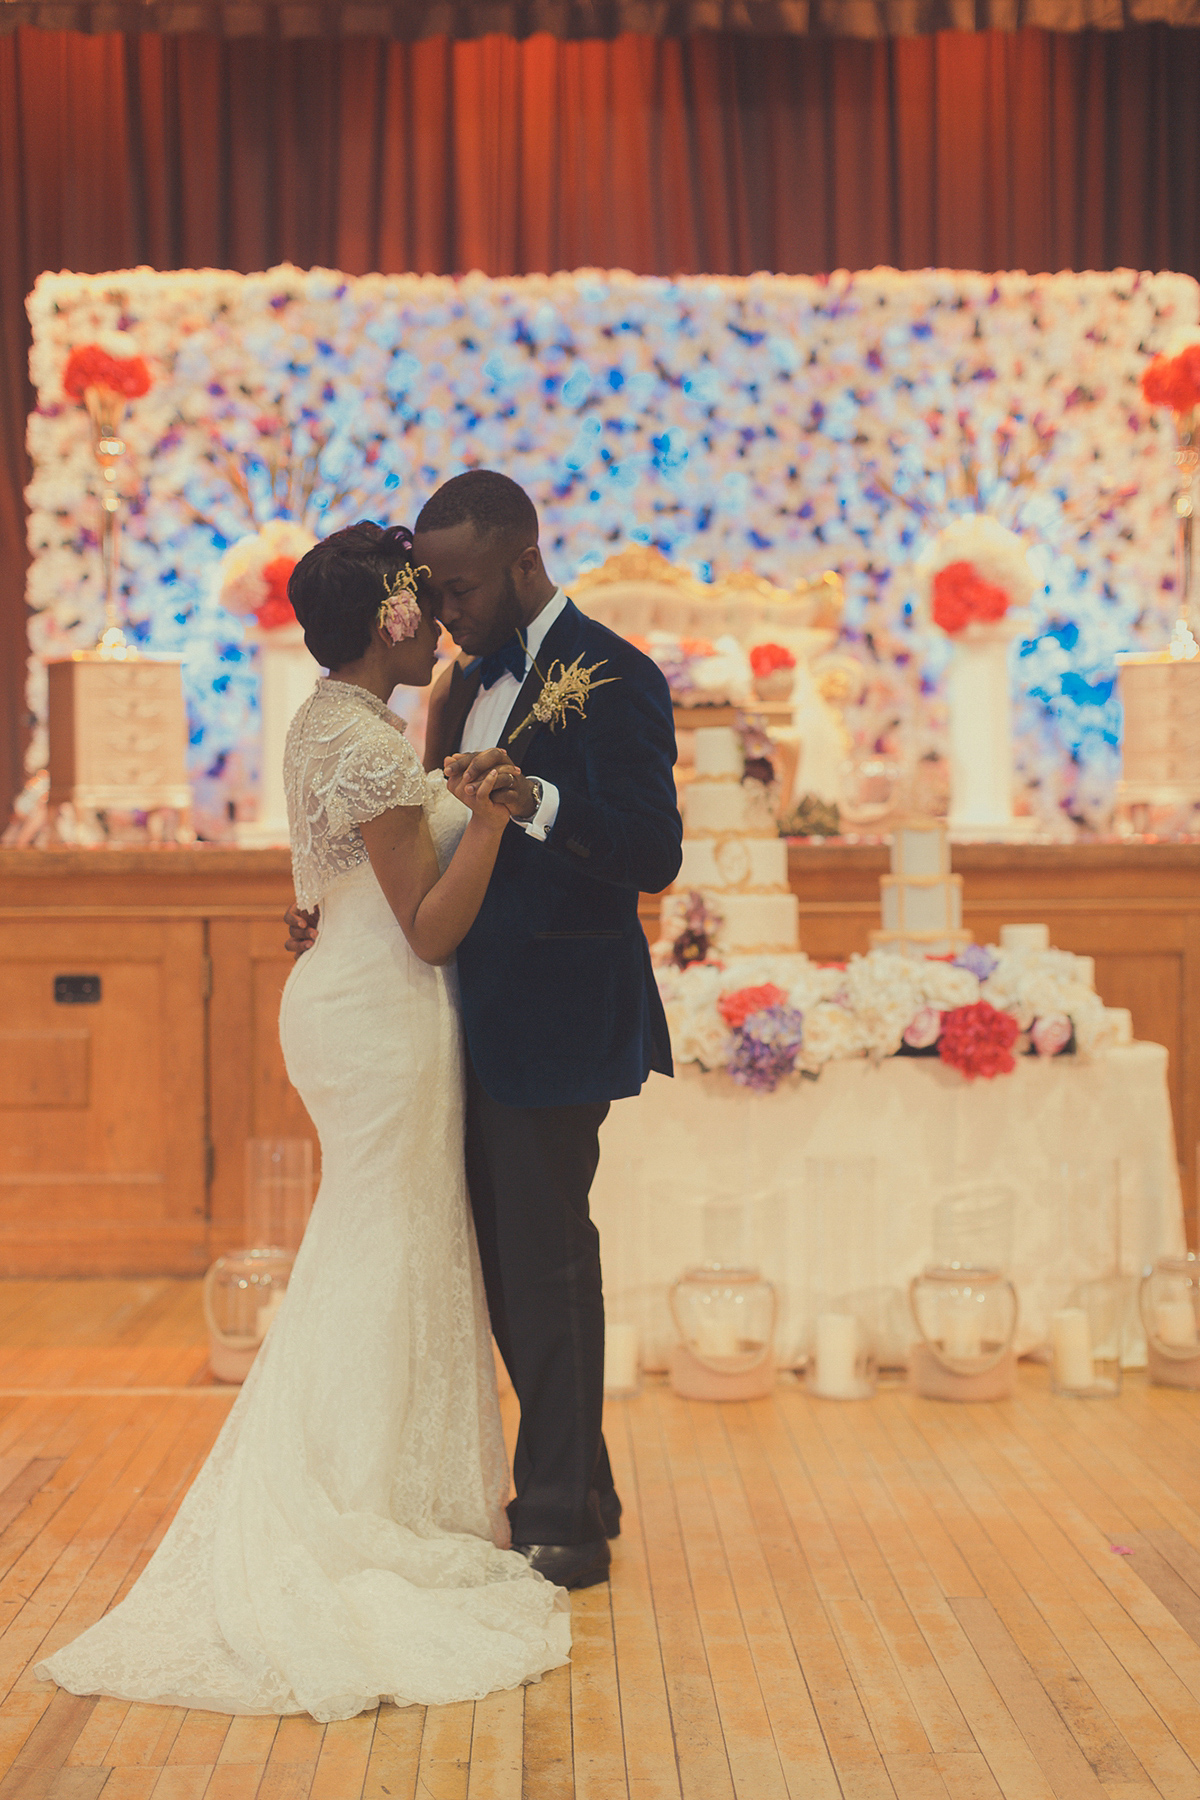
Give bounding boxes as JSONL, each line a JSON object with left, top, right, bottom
{"left": 25, "top": 263, "right": 1199, "bottom": 835}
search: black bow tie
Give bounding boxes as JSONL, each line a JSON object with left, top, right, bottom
{"left": 478, "top": 634, "right": 528, "bottom": 690}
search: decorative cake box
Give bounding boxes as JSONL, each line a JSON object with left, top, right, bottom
{"left": 1116, "top": 653, "right": 1200, "bottom": 804}
{"left": 47, "top": 655, "right": 191, "bottom": 812}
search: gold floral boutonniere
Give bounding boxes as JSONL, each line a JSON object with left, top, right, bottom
{"left": 507, "top": 644, "right": 618, "bottom": 746}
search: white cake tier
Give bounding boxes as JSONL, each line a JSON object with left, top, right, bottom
{"left": 880, "top": 875, "right": 963, "bottom": 934}
{"left": 678, "top": 835, "right": 790, "bottom": 893}
{"left": 891, "top": 821, "right": 950, "bottom": 878}
{"left": 694, "top": 726, "right": 744, "bottom": 781}
{"left": 664, "top": 888, "right": 801, "bottom": 953}
{"left": 999, "top": 922, "right": 1049, "bottom": 952}
{"left": 683, "top": 779, "right": 777, "bottom": 837}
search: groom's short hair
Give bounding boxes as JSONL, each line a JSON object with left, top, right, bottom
{"left": 415, "top": 470, "right": 538, "bottom": 550}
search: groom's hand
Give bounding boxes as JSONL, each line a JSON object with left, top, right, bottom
{"left": 444, "top": 749, "right": 537, "bottom": 820}
{"left": 284, "top": 902, "right": 319, "bottom": 957}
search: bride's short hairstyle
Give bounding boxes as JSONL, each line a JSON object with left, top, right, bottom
{"left": 288, "top": 521, "right": 418, "bottom": 670}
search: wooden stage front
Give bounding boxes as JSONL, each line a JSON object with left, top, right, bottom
{"left": 0, "top": 1280, "right": 1197, "bottom": 1798}
{"left": 0, "top": 839, "right": 1197, "bottom": 1275}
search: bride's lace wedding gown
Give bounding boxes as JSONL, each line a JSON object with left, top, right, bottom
{"left": 36, "top": 678, "right": 570, "bottom": 1719}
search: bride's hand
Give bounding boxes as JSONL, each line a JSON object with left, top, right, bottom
{"left": 447, "top": 760, "right": 510, "bottom": 832}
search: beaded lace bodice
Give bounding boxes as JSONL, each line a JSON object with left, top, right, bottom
{"left": 285, "top": 678, "right": 428, "bottom": 909}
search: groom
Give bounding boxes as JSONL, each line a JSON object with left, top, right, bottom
{"left": 289, "top": 471, "right": 682, "bottom": 1590}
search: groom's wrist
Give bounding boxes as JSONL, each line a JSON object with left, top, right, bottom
{"left": 512, "top": 777, "right": 559, "bottom": 841}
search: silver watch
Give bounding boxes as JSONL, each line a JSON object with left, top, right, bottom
{"left": 523, "top": 777, "right": 544, "bottom": 819}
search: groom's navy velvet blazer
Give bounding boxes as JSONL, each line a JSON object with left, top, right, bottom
{"left": 425, "top": 598, "right": 682, "bottom": 1109}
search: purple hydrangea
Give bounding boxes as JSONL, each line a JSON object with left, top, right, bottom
{"left": 729, "top": 1004, "right": 805, "bottom": 1093}
{"left": 955, "top": 943, "right": 1000, "bottom": 982}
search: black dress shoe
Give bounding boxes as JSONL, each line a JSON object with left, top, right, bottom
{"left": 513, "top": 1538, "right": 612, "bottom": 1590}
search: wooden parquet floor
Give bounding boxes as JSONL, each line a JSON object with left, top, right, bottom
{"left": 0, "top": 1283, "right": 1195, "bottom": 1798}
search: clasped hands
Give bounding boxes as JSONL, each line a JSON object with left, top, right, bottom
{"left": 443, "top": 749, "right": 538, "bottom": 822}
{"left": 284, "top": 750, "right": 535, "bottom": 957}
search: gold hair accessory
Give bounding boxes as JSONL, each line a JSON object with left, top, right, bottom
{"left": 507, "top": 643, "right": 618, "bottom": 744}
{"left": 378, "top": 563, "right": 430, "bottom": 644}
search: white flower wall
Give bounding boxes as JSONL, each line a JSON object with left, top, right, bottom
{"left": 25, "top": 263, "right": 1199, "bottom": 834}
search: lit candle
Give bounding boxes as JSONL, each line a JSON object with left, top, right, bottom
{"left": 254, "top": 1287, "right": 286, "bottom": 1344}
{"left": 814, "top": 1312, "right": 860, "bottom": 1398}
{"left": 1155, "top": 1298, "right": 1199, "bottom": 1349}
{"left": 1051, "top": 1307, "right": 1094, "bottom": 1390}
{"left": 604, "top": 1323, "right": 640, "bottom": 1393}
{"left": 941, "top": 1300, "right": 983, "bottom": 1361}
{"left": 695, "top": 1312, "right": 740, "bottom": 1360}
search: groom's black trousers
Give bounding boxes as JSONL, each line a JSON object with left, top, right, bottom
{"left": 465, "top": 1057, "right": 618, "bottom": 1547}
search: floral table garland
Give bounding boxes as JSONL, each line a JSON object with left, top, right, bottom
{"left": 654, "top": 917, "right": 1117, "bottom": 1092}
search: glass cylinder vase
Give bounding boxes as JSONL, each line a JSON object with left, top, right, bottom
{"left": 669, "top": 1265, "right": 777, "bottom": 1400}
{"left": 203, "top": 1246, "right": 294, "bottom": 1383}
{"left": 1140, "top": 1253, "right": 1200, "bottom": 1389}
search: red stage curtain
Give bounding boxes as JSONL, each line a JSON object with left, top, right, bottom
{"left": 3, "top": 23, "right": 1200, "bottom": 812}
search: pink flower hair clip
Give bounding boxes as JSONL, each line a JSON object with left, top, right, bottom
{"left": 377, "top": 563, "right": 430, "bottom": 643}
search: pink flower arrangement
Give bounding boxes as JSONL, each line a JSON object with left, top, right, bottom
{"left": 215, "top": 521, "right": 317, "bottom": 631}
{"left": 718, "top": 982, "right": 788, "bottom": 1031}
{"left": 63, "top": 343, "right": 153, "bottom": 401}
{"left": 931, "top": 561, "right": 1011, "bottom": 635}
{"left": 1141, "top": 345, "right": 1200, "bottom": 417}
{"left": 937, "top": 1000, "right": 1020, "bottom": 1080}
{"left": 256, "top": 556, "right": 298, "bottom": 631}
{"left": 903, "top": 1005, "right": 943, "bottom": 1049}
{"left": 1031, "top": 1013, "right": 1073, "bottom": 1057}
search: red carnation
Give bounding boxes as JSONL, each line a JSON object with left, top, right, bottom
{"left": 932, "top": 560, "right": 1011, "bottom": 635}
{"left": 718, "top": 982, "right": 787, "bottom": 1031}
{"left": 750, "top": 642, "right": 797, "bottom": 677}
{"left": 1141, "top": 347, "right": 1200, "bottom": 416}
{"left": 256, "top": 556, "right": 298, "bottom": 631}
{"left": 64, "top": 343, "right": 152, "bottom": 401}
{"left": 938, "top": 1000, "right": 1019, "bottom": 1080}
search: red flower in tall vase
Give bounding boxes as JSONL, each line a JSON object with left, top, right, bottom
{"left": 63, "top": 344, "right": 153, "bottom": 402}
{"left": 931, "top": 561, "right": 1011, "bottom": 636}
{"left": 1141, "top": 345, "right": 1200, "bottom": 417}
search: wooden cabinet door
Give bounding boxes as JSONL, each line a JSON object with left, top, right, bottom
{"left": 0, "top": 918, "right": 208, "bottom": 1274}
{"left": 208, "top": 918, "right": 319, "bottom": 1258}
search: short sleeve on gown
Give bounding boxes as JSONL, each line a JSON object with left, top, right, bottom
{"left": 327, "top": 721, "right": 427, "bottom": 836}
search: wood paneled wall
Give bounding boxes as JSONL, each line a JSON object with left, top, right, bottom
{"left": 0, "top": 840, "right": 1194, "bottom": 1274}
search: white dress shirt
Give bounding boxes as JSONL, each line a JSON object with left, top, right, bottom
{"left": 459, "top": 588, "right": 566, "bottom": 842}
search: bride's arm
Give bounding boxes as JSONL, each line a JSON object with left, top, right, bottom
{"left": 360, "top": 767, "right": 508, "bottom": 966}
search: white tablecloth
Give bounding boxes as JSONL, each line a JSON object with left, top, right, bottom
{"left": 592, "top": 1043, "right": 1186, "bottom": 1366}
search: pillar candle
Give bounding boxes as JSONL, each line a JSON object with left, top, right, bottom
{"left": 1051, "top": 1307, "right": 1094, "bottom": 1390}
{"left": 604, "top": 1322, "right": 640, "bottom": 1393}
{"left": 941, "top": 1301, "right": 983, "bottom": 1361}
{"left": 695, "top": 1312, "right": 740, "bottom": 1360}
{"left": 814, "top": 1312, "right": 860, "bottom": 1397}
{"left": 1155, "top": 1298, "right": 1199, "bottom": 1348}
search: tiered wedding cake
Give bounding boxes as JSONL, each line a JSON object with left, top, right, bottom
{"left": 661, "top": 726, "right": 800, "bottom": 953}
{"left": 869, "top": 818, "right": 972, "bottom": 959}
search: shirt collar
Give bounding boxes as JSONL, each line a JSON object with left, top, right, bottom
{"left": 521, "top": 588, "right": 567, "bottom": 666}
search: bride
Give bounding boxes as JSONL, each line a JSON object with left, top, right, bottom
{"left": 36, "top": 521, "right": 571, "bottom": 1720}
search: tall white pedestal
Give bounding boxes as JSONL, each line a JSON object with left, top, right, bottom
{"left": 947, "top": 620, "right": 1035, "bottom": 842}
{"left": 236, "top": 623, "right": 321, "bottom": 847}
